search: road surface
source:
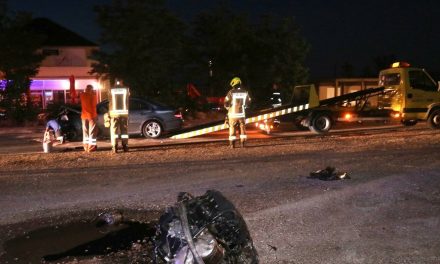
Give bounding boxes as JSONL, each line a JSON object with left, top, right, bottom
{"left": 0, "top": 123, "right": 439, "bottom": 263}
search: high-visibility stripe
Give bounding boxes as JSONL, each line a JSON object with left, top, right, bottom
{"left": 240, "top": 135, "right": 247, "bottom": 139}
{"left": 121, "top": 135, "right": 129, "bottom": 139}
{"left": 171, "top": 103, "right": 309, "bottom": 139}
{"left": 229, "top": 136, "right": 237, "bottom": 140}
{"left": 89, "top": 138, "right": 97, "bottom": 145}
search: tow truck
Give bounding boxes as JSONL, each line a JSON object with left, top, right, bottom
{"left": 171, "top": 62, "right": 440, "bottom": 139}
{"left": 256, "top": 62, "right": 440, "bottom": 134}
{"left": 378, "top": 62, "right": 440, "bottom": 128}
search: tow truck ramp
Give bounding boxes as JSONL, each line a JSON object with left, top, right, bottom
{"left": 171, "top": 103, "right": 310, "bottom": 139}
{"left": 171, "top": 84, "right": 319, "bottom": 139}
{"left": 171, "top": 84, "right": 388, "bottom": 139}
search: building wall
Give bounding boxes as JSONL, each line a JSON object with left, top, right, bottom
{"left": 317, "top": 78, "right": 379, "bottom": 106}
{"left": 40, "top": 46, "right": 96, "bottom": 67}
{"left": 31, "top": 46, "right": 106, "bottom": 109}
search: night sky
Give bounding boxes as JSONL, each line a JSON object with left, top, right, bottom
{"left": 8, "top": 0, "right": 440, "bottom": 79}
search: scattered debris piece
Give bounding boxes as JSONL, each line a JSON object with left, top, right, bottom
{"left": 95, "top": 211, "right": 124, "bottom": 227}
{"left": 309, "top": 166, "right": 351, "bottom": 181}
{"left": 267, "top": 244, "right": 277, "bottom": 251}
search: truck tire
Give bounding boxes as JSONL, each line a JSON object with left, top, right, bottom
{"left": 309, "top": 112, "right": 332, "bottom": 134}
{"left": 428, "top": 109, "right": 440, "bottom": 129}
{"left": 401, "top": 119, "right": 418, "bottom": 126}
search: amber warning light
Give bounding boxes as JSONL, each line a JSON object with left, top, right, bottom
{"left": 343, "top": 113, "right": 352, "bottom": 120}
{"left": 391, "top": 62, "right": 410, "bottom": 68}
{"left": 391, "top": 112, "right": 401, "bottom": 118}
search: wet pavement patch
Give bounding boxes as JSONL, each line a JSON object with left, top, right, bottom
{"left": 0, "top": 210, "right": 158, "bottom": 263}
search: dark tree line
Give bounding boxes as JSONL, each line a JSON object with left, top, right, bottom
{"left": 1, "top": 0, "right": 405, "bottom": 121}
{"left": 0, "top": 0, "right": 45, "bottom": 122}
{"left": 91, "top": 0, "right": 310, "bottom": 107}
{"left": 91, "top": 0, "right": 187, "bottom": 101}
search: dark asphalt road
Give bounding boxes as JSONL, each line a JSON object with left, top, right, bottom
{"left": 1, "top": 122, "right": 439, "bottom": 263}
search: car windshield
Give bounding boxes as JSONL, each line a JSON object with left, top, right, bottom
{"left": 379, "top": 73, "right": 400, "bottom": 86}
{"left": 98, "top": 98, "right": 172, "bottom": 112}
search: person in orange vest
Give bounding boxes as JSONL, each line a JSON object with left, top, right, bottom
{"left": 80, "top": 84, "right": 98, "bottom": 152}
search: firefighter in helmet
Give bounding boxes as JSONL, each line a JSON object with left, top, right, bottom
{"left": 108, "top": 80, "right": 130, "bottom": 153}
{"left": 224, "top": 77, "right": 251, "bottom": 148}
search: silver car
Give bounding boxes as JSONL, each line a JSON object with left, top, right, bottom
{"left": 97, "top": 97, "right": 183, "bottom": 138}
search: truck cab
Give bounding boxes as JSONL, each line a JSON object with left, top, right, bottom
{"left": 378, "top": 62, "right": 440, "bottom": 128}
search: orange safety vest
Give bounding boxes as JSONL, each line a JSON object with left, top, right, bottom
{"left": 80, "top": 91, "right": 97, "bottom": 119}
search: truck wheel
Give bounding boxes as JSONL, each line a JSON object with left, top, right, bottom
{"left": 310, "top": 113, "right": 332, "bottom": 134}
{"left": 428, "top": 109, "right": 440, "bottom": 129}
{"left": 401, "top": 120, "right": 418, "bottom": 126}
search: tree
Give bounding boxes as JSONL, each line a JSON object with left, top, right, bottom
{"left": 91, "top": 0, "right": 186, "bottom": 103}
{"left": 251, "top": 16, "right": 309, "bottom": 105}
{"left": 0, "top": 1, "right": 45, "bottom": 123}
{"left": 190, "top": 6, "right": 309, "bottom": 106}
{"left": 189, "top": 6, "right": 253, "bottom": 97}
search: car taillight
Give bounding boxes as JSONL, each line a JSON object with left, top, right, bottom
{"left": 174, "top": 111, "right": 183, "bottom": 119}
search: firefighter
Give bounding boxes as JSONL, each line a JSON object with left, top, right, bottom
{"left": 224, "top": 77, "right": 251, "bottom": 148}
{"left": 108, "top": 81, "right": 130, "bottom": 153}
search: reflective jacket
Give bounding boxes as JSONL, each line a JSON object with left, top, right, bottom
{"left": 224, "top": 87, "right": 251, "bottom": 118}
{"left": 109, "top": 87, "right": 130, "bottom": 117}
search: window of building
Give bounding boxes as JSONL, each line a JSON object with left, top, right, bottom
{"left": 42, "top": 49, "right": 59, "bottom": 56}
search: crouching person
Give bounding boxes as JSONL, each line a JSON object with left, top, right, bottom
{"left": 45, "top": 118, "right": 64, "bottom": 144}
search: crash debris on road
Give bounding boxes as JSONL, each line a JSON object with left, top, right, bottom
{"left": 308, "top": 166, "right": 350, "bottom": 181}
{"left": 154, "top": 190, "right": 259, "bottom": 263}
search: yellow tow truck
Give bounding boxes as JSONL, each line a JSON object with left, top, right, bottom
{"left": 379, "top": 62, "right": 440, "bottom": 128}
{"left": 171, "top": 62, "right": 440, "bottom": 139}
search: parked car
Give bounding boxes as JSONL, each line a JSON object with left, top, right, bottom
{"left": 57, "top": 97, "right": 183, "bottom": 140}
{"left": 96, "top": 97, "right": 183, "bottom": 138}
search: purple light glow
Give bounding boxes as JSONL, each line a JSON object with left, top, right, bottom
{"left": 1, "top": 79, "right": 101, "bottom": 91}
{"left": 0, "top": 80, "right": 6, "bottom": 90}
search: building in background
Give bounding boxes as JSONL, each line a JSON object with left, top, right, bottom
{"left": 19, "top": 18, "right": 107, "bottom": 109}
{"left": 316, "top": 78, "right": 379, "bottom": 106}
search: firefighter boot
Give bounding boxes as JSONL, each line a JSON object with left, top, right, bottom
{"left": 88, "top": 145, "right": 97, "bottom": 152}
{"left": 229, "top": 140, "right": 235, "bottom": 149}
{"left": 240, "top": 140, "right": 245, "bottom": 148}
{"left": 112, "top": 146, "right": 118, "bottom": 154}
{"left": 122, "top": 145, "right": 129, "bottom": 152}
